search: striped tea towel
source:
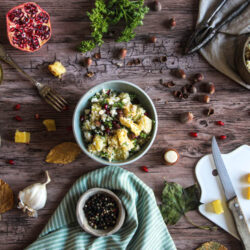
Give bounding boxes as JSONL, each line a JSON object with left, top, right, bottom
{"left": 25, "top": 166, "right": 176, "bottom": 250}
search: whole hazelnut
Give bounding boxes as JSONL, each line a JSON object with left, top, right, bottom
{"left": 149, "top": 36, "right": 157, "bottom": 43}
{"left": 169, "top": 18, "right": 176, "bottom": 29}
{"left": 205, "top": 82, "right": 215, "bottom": 94}
{"left": 85, "top": 57, "right": 92, "bottom": 67}
{"left": 200, "top": 95, "right": 210, "bottom": 103}
{"left": 180, "top": 112, "right": 194, "bottom": 123}
{"left": 95, "top": 120, "right": 101, "bottom": 127}
{"left": 194, "top": 73, "right": 204, "bottom": 82}
{"left": 118, "top": 48, "right": 127, "bottom": 59}
{"left": 175, "top": 68, "right": 186, "bottom": 79}
{"left": 187, "top": 85, "right": 197, "bottom": 94}
{"left": 153, "top": 0, "right": 162, "bottom": 11}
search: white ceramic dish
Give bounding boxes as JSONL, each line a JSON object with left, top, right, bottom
{"left": 195, "top": 145, "right": 250, "bottom": 239}
{"left": 76, "top": 188, "right": 125, "bottom": 237}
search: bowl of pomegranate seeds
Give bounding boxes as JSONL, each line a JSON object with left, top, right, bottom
{"left": 73, "top": 80, "right": 158, "bottom": 166}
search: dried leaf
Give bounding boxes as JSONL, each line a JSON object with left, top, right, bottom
{"left": 0, "top": 179, "right": 14, "bottom": 214}
{"left": 196, "top": 241, "right": 227, "bottom": 250}
{"left": 160, "top": 182, "right": 201, "bottom": 225}
{"left": 46, "top": 142, "right": 81, "bottom": 164}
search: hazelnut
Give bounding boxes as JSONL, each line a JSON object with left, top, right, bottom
{"left": 118, "top": 48, "right": 127, "bottom": 59}
{"left": 163, "top": 149, "right": 179, "bottom": 165}
{"left": 153, "top": 0, "right": 162, "bottom": 11}
{"left": 180, "top": 112, "right": 194, "bottom": 123}
{"left": 94, "top": 53, "right": 101, "bottom": 59}
{"left": 200, "top": 95, "right": 210, "bottom": 103}
{"left": 149, "top": 36, "right": 157, "bottom": 43}
{"left": 169, "top": 18, "right": 176, "bottom": 29}
{"left": 194, "top": 73, "right": 204, "bottom": 82}
{"left": 187, "top": 85, "right": 197, "bottom": 94}
{"left": 85, "top": 57, "right": 92, "bottom": 67}
{"left": 206, "top": 107, "right": 214, "bottom": 116}
{"left": 205, "top": 82, "right": 215, "bottom": 94}
{"left": 175, "top": 68, "right": 186, "bottom": 79}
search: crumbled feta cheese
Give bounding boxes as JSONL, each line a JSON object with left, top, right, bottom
{"left": 84, "top": 131, "right": 92, "bottom": 142}
{"left": 101, "top": 114, "right": 107, "bottom": 122}
{"left": 91, "top": 97, "right": 98, "bottom": 103}
{"left": 101, "top": 125, "right": 105, "bottom": 131}
{"left": 122, "top": 98, "right": 130, "bottom": 105}
{"left": 99, "top": 110, "right": 105, "bottom": 115}
{"left": 110, "top": 108, "right": 117, "bottom": 117}
{"left": 91, "top": 125, "right": 96, "bottom": 130}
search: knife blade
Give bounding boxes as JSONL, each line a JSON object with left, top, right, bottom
{"left": 211, "top": 136, "right": 250, "bottom": 250}
{"left": 211, "top": 136, "right": 236, "bottom": 200}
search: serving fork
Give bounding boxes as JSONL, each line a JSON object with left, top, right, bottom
{"left": 0, "top": 44, "right": 68, "bottom": 112}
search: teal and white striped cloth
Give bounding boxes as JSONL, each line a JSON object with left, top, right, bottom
{"left": 26, "top": 166, "right": 176, "bottom": 250}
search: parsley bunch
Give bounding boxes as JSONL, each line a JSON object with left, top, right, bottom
{"left": 79, "top": 0, "right": 149, "bottom": 53}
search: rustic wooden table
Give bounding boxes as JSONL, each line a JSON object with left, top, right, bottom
{"left": 0, "top": 0, "right": 248, "bottom": 249}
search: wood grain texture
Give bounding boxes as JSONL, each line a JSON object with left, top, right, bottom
{"left": 0, "top": 0, "right": 248, "bottom": 249}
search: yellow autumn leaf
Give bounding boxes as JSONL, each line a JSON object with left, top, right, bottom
{"left": 46, "top": 142, "right": 81, "bottom": 164}
{"left": 0, "top": 179, "right": 14, "bottom": 214}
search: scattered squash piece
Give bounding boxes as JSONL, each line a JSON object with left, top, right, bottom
{"left": 247, "top": 173, "right": 250, "bottom": 183}
{"left": 196, "top": 241, "right": 227, "bottom": 250}
{"left": 46, "top": 142, "right": 81, "bottom": 164}
{"left": 48, "top": 61, "right": 66, "bottom": 78}
{"left": 43, "top": 119, "right": 56, "bottom": 131}
{"left": 0, "top": 179, "right": 14, "bottom": 214}
{"left": 247, "top": 187, "right": 250, "bottom": 200}
{"left": 15, "top": 130, "right": 31, "bottom": 143}
{"left": 211, "top": 200, "right": 224, "bottom": 214}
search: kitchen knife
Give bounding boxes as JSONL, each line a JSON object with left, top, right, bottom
{"left": 212, "top": 136, "right": 250, "bottom": 250}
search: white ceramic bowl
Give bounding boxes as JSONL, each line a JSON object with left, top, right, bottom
{"left": 73, "top": 80, "right": 158, "bottom": 166}
{"left": 76, "top": 188, "right": 125, "bottom": 237}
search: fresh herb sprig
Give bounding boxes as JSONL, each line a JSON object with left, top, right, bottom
{"left": 79, "top": 0, "right": 149, "bottom": 53}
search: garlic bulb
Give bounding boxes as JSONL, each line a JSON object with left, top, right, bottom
{"left": 18, "top": 171, "right": 51, "bottom": 217}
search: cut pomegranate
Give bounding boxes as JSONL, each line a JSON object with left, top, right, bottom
{"left": 6, "top": 2, "right": 51, "bottom": 52}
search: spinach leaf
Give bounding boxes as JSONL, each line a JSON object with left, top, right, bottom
{"left": 160, "top": 182, "right": 201, "bottom": 225}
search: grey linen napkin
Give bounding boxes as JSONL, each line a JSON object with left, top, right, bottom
{"left": 198, "top": 0, "right": 250, "bottom": 89}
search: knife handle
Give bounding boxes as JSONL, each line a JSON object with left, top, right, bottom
{"left": 228, "top": 197, "right": 250, "bottom": 250}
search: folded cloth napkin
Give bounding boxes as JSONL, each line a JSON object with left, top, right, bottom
{"left": 198, "top": 0, "right": 250, "bottom": 89}
{"left": 25, "top": 166, "right": 176, "bottom": 250}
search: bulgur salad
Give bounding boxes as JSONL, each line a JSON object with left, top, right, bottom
{"left": 80, "top": 89, "right": 153, "bottom": 162}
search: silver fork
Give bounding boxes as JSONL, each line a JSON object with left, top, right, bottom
{"left": 0, "top": 44, "right": 68, "bottom": 112}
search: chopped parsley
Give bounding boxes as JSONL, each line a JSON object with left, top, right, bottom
{"left": 140, "top": 132, "right": 148, "bottom": 139}
{"left": 79, "top": 0, "right": 149, "bottom": 52}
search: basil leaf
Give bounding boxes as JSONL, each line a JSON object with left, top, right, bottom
{"left": 160, "top": 182, "right": 201, "bottom": 225}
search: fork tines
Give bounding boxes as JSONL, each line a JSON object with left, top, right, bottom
{"left": 43, "top": 87, "right": 68, "bottom": 112}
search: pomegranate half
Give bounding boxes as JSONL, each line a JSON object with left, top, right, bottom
{"left": 6, "top": 2, "right": 52, "bottom": 52}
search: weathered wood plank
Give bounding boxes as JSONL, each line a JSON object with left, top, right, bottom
{"left": 0, "top": 0, "right": 247, "bottom": 249}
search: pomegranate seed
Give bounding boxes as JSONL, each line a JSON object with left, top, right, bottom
{"left": 190, "top": 132, "right": 198, "bottom": 137}
{"left": 107, "top": 89, "right": 111, "bottom": 96}
{"left": 216, "top": 121, "right": 224, "bottom": 126}
{"left": 144, "top": 112, "right": 148, "bottom": 116}
{"left": 66, "top": 126, "right": 72, "bottom": 131}
{"left": 141, "top": 166, "right": 149, "bottom": 172}
{"left": 7, "top": 160, "right": 14, "bottom": 165}
{"left": 219, "top": 135, "right": 227, "bottom": 140}
{"left": 15, "top": 115, "right": 22, "bottom": 121}
{"left": 104, "top": 104, "right": 108, "bottom": 110}
{"left": 14, "top": 104, "right": 21, "bottom": 110}
{"left": 80, "top": 115, "right": 85, "bottom": 122}
{"left": 35, "top": 113, "right": 40, "bottom": 119}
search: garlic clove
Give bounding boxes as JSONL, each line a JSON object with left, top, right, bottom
{"left": 18, "top": 171, "right": 51, "bottom": 217}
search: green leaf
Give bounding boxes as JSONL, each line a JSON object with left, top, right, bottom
{"left": 0, "top": 63, "right": 3, "bottom": 85}
{"left": 160, "top": 182, "right": 201, "bottom": 225}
